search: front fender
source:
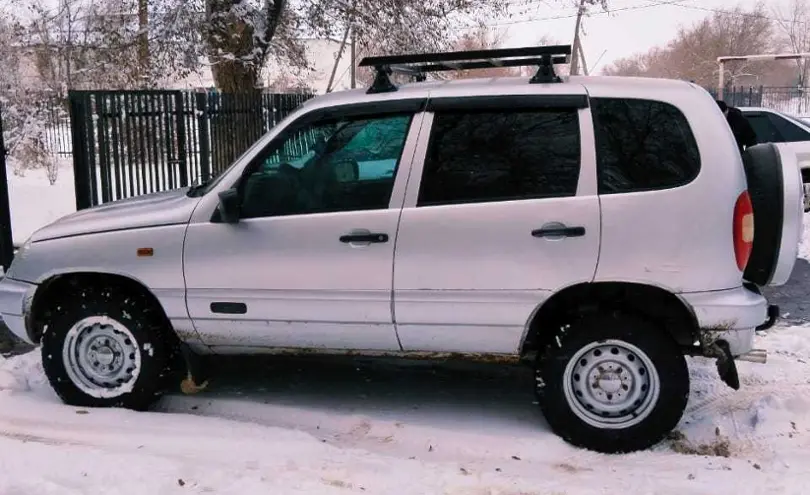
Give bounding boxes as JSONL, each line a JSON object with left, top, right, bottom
{"left": 8, "top": 224, "right": 192, "bottom": 343}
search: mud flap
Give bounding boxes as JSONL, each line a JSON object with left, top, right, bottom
{"left": 178, "top": 342, "right": 209, "bottom": 395}
{"left": 756, "top": 304, "right": 780, "bottom": 331}
{"left": 714, "top": 340, "right": 740, "bottom": 390}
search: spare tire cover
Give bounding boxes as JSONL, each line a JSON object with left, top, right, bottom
{"left": 742, "top": 144, "right": 784, "bottom": 286}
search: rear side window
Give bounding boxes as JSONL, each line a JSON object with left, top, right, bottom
{"left": 591, "top": 98, "right": 701, "bottom": 194}
{"left": 417, "top": 110, "right": 581, "bottom": 206}
{"left": 767, "top": 113, "right": 810, "bottom": 142}
{"left": 746, "top": 113, "right": 782, "bottom": 143}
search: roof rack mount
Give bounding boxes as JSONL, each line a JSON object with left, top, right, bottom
{"left": 358, "top": 45, "right": 572, "bottom": 94}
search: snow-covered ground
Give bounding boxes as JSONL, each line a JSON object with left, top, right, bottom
{"left": 3, "top": 165, "right": 810, "bottom": 493}
{"left": 2, "top": 322, "right": 810, "bottom": 493}
{"left": 6, "top": 161, "right": 76, "bottom": 245}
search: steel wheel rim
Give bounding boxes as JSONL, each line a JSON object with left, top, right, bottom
{"left": 562, "top": 339, "right": 660, "bottom": 429}
{"left": 61, "top": 316, "right": 142, "bottom": 399}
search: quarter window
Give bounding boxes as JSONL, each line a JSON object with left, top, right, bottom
{"left": 591, "top": 98, "right": 701, "bottom": 194}
{"left": 417, "top": 110, "right": 581, "bottom": 206}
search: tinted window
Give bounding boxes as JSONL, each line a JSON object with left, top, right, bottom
{"left": 417, "top": 110, "right": 581, "bottom": 206}
{"left": 591, "top": 98, "right": 700, "bottom": 194}
{"left": 745, "top": 113, "right": 782, "bottom": 143}
{"left": 240, "top": 114, "right": 412, "bottom": 219}
{"left": 767, "top": 113, "right": 810, "bottom": 142}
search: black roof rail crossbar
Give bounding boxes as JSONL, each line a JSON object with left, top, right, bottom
{"left": 360, "top": 45, "right": 572, "bottom": 94}
{"left": 389, "top": 56, "right": 569, "bottom": 75}
{"left": 358, "top": 45, "right": 572, "bottom": 68}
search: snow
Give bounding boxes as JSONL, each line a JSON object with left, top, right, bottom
{"left": 3, "top": 328, "right": 810, "bottom": 494}
{"left": 6, "top": 160, "right": 76, "bottom": 245}
{"left": 4, "top": 166, "right": 810, "bottom": 493}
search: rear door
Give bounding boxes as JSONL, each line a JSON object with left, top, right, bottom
{"left": 392, "top": 94, "right": 600, "bottom": 354}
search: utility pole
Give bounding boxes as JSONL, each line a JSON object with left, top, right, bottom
{"left": 326, "top": 26, "right": 351, "bottom": 93}
{"left": 570, "top": 0, "right": 586, "bottom": 76}
{"left": 579, "top": 39, "right": 590, "bottom": 76}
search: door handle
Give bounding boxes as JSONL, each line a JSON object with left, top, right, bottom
{"left": 340, "top": 232, "right": 389, "bottom": 244}
{"left": 532, "top": 225, "right": 586, "bottom": 238}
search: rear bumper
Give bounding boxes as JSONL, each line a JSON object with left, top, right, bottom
{"left": 681, "top": 286, "right": 768, "bottom": 357}
{"left": 0, "top": 277, "right": 37, "bottom": 345}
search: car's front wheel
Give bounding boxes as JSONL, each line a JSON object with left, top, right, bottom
{"left": 538, "top": 314, "right": 689, "bottom": 453}
{"left": 41, "top": 284, "right": 173, "bottom": 410}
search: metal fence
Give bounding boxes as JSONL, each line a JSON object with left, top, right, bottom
{"left": 709, "top": 85, "right": 810, "bottom": 116}
{"left": 41, "top": 99, "right": 72, "bottom": 157}
{"left": 708, "top": 86, "right": 764, "bottom": 107}
{"left": 69, "top": 90, "right": 312, "bottom": 209}
{"left": 758, "top": 87, "right": 810, "bottom": 116}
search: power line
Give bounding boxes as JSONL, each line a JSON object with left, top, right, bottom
{"left": 664, "top": 2, "right": 807, "bottom": 26}
{"left": 455, "top": 0, "right": 687, "bottom": 30}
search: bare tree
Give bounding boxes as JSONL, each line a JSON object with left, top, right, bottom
{"left": 602, "top": 3, "right": 792, "bottom": 88}
{"left": 439, "top": 31, "right": 562, "bottom": 80}
{"left": 774, "top": 0, "right": 810, "bottom": 86}
{"left": 19, "top": 0, "right": 203, "bottom": 92}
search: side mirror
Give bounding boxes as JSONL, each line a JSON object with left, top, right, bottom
{"left": 217, "top": 188, "right": 241, "bottom": 224}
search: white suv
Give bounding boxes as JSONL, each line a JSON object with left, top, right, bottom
{"left": 0, "top": 45, "right": 803, "bottom": 453}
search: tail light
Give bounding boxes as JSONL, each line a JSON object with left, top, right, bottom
{"left": 733, "top": 191, "right": 755, "bottom": 271}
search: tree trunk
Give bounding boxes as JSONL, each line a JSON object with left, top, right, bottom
{"left": 211, "top": 60, "right": 262, "bottom": 94}
{"left": 205, "top": 0, "right": 285, "bottom": 93}
{"left": 204, "top": 0, "right": 285, "bottom": 170}
{"left": 138, "top": 0, "right": 149, "bottom": 83}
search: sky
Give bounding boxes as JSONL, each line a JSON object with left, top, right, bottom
{"left": 487, "top": 0, "right": 795, "bottom": 73}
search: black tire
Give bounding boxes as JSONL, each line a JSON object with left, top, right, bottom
{"left": 742, "top": 143, "right": 785, "bottom": 285}
{"left": 538, "top": 313, "right": 689, "bottom": 453}
{"left": 41, "top": 284, "right": 173, "bottom": 410}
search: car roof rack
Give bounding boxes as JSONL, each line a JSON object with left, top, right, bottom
{"left": 358, "top": 44, "right": 572, "bottom": 94}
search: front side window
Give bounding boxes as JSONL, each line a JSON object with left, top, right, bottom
{"left": 240, "top": 114, "right": 412, "bottom": 219}
{"left": 417, "top": 110, "right": 581, "bottom": 207}
{"left": 591, "top": 98, "right": 701, "bottom": 194}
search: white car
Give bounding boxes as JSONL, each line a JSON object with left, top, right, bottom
{"left": 0, "top": 46, "right": 804, "bottom": 454}
{"left": 739, "top": 106, "right": 810, "bottom": 211}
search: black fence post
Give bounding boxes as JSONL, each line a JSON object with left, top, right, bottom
{"left": 68, "top": 91, "right": 94, "bottom": 211}
{"left": 173, "top": 91, "right": 189, "bottom": 187}
{"left": 195, "top": 92, "right": 211, "bottom": 181}
{"left": 0, "top": 103, "right": 14, "bottom": 272}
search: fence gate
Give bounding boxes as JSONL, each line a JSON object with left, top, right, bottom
{"left": 0, "top": 104, "right": 13, "bottom": 272}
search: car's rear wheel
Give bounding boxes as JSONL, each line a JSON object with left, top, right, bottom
{"left": 41, "top": 284, "right": 173, "bottom": 410}
{"left": 537, "top": 313, "right": 689, "bottom": 453}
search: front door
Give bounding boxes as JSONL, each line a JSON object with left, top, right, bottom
{"left": 393, "top": 96, "right": 601, "bottom": 354}
{"left": 183, "top": 108, "right": 423, "bottom": 351}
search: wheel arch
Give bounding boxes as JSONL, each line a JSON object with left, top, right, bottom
{"left": 28, "top": 270, "right": 174, "bottom": 344}
{"left": 520, "top": 282, "right": 700, "bottom": 358}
